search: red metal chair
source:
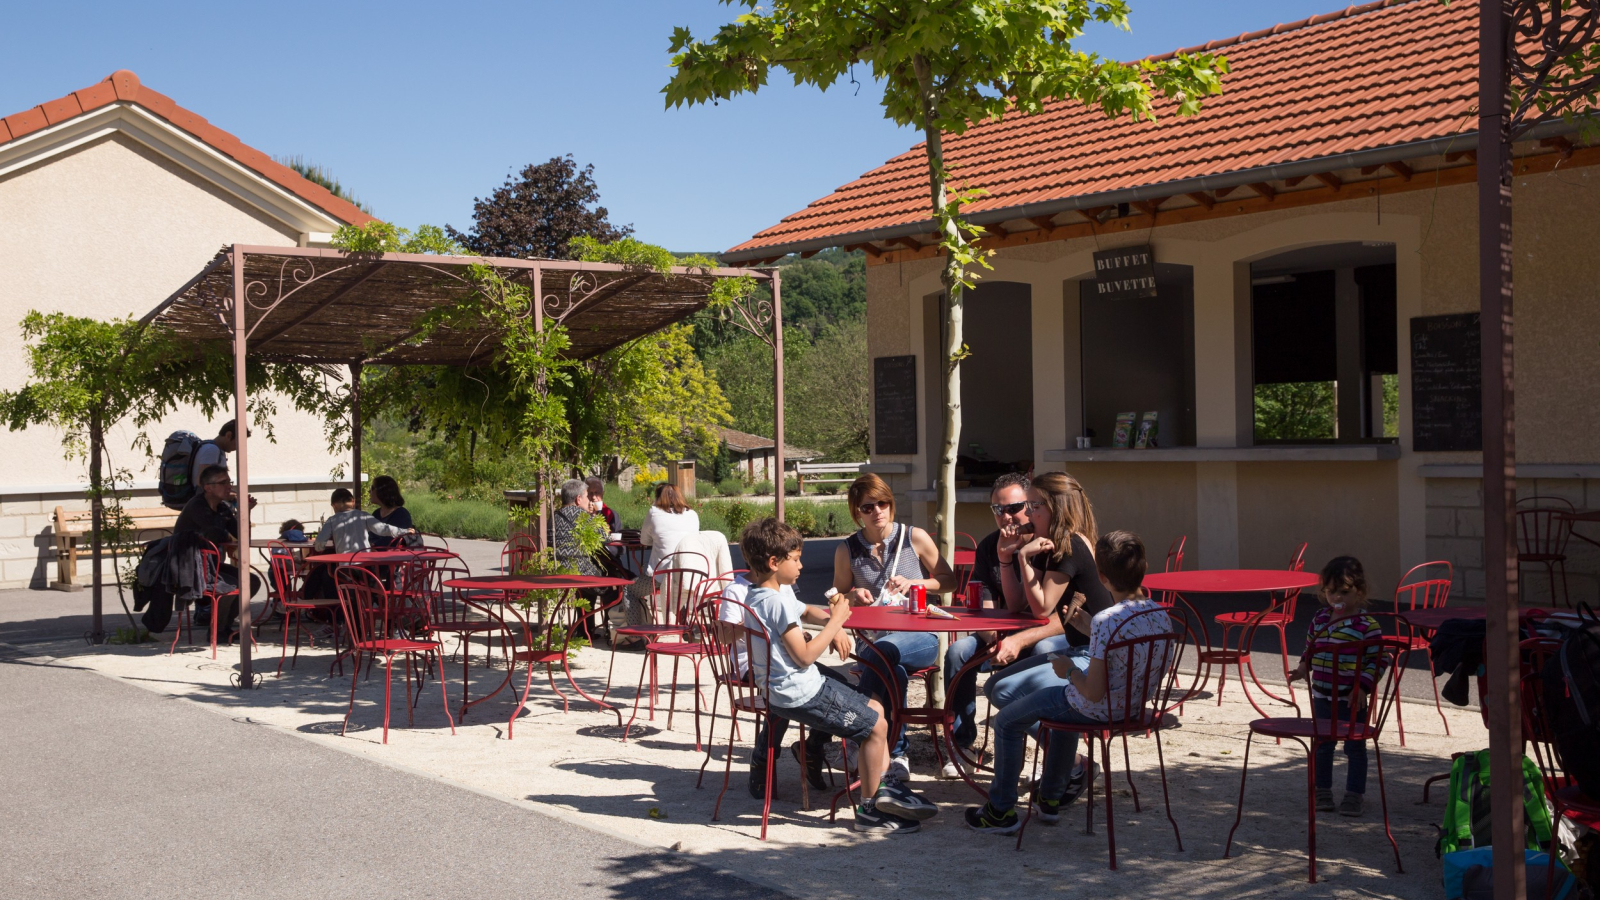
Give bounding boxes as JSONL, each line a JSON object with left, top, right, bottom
{"left": 420, "top": 562, "right": 511, "bottom": 719}
{"left": 334, "top": 565, "right": 455, "bottom": 744}
{"left": 266, "top": 541, "right": 344, "bottom": 676}
{"left": 695, "top": 595, "right": 823, "bottom": 839}
{"left": 1211, "top": 542, "right": 1308, "bottom": 706}
{"left": 1519, "top": 497, "right": 1575, "bottom": 607}
{"left": 1223, "top": 634, "right": 1407, "bottom": 883}
{"left": 624, "top": 564, "right": 712, "bottom": 741}
{"left": 1015, "top": 608, "right": 1184, "bottom": 866}
{"left": 501, "top": 533, "right": 539, "bottom": 575}
{"left": 953, "top": 531, "right": 979, "bottom": 594}
{"left": 1388, "top": 562, "right": 1453, "bottom": 746}
{"left": 603, "top": 550, "right": 708, "bottom": 699}
{"left": 504, "top": 578, "right": 615, "bottom": 738}
{"left": 168, "top": 539, "right": 241, "bottom": 660}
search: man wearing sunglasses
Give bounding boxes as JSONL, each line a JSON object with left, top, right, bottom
{"left": 940, "top": 472, "right": 1074, "bottom": 779}
{"left": 173, "top": 465, "right": 260, "bottom": 634}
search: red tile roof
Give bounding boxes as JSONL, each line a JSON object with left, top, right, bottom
{"left": 1, "top": 70, "right": 374, "bottom": 228}
{"left": 727, "top": 0, "right": 1476, "bottom": 259}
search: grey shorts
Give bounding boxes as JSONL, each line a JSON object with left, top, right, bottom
{"left": 774, "top": 676, "right": 879, "bottom": 744}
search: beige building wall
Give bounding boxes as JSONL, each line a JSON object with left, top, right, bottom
{"left": 0, "top": 133, "right": 348, "bottom": 588}
{"left": 865, "top": 168, "right": 1600, "bottom": 602}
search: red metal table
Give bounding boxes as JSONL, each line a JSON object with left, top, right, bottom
{"left": 1396, "top": 605, "right": 1561, "bottom": 632}
{"left": 838, "top": 604, "right": 1048, "bottom": 804}
{"left": 1142, "top": 569, "right": 1320, "bottom": 716}
{"left": 444, "top": 574, "right": 632, "bottom": 725}
{"left": 305, "top": 549, "right": 456, "bottom": 565}
{"left": 1560, "top": 510, "right": 1600, "bottom": 551}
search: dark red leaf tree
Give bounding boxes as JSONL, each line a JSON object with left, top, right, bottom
{"left": 447, "top": 155, "right": 633, "bottom": 259}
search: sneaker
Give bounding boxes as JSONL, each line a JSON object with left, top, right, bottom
{"left": 874, "top": 780, "right": 938, "bottom": 821}
{"left": 791, "top": 741, "right": 828, "bottom": 791}
{"left": 747, "top": 759, "right": 769, "bottom": 800}
{"left": 853, "top": 801, "right": 921, "bottom": 834}
{"left": 1033, "top": 796, "right": 1064, "bottom": 825}
{"left": 1316, "top": 788, "right": 1336, "bottom": 812}
{"left": 886, "top": 754, "right": 911, "bottom": 784}
{"left": 964, "top": 803, "right": 1021, "bottom": 834}
{"left": 1339, "top": 792, "right": 1365, "bottom": 817}
{"left": 939, "top": 757, "right": 966, "bottom": 781}
{"left": 1054, "top": 758, "right": 1099, "bottom": 809}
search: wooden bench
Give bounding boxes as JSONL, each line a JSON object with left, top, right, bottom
{"left": 53, "top": 505, "right": 179, "bottom": 591}
{"left": 794, "top": 462, "right": 866, "bottom": 495}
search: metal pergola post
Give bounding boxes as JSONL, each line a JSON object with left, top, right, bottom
{"left": 231, "top": 246, "right": 255, "bottom": 688}
{"left": 1478, "top": 1, "right": 1525, "bottom": 896}
{"left": 350, "top": 361, "right": 363, "bottom": 499}
{"left": 771, "top": 269, "right": 785, "bottom": 523}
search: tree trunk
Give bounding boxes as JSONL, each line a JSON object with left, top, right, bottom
{"left": 916, "top": 55, "right": 962, "bottom": 705}
{"left": 88, "top": 412, "right": 105, "bottom": 644}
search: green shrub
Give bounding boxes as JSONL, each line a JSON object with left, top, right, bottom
{"left": 752, "top": 479, "right": 774, "bottom": 496}
{"left": 723, "top": 500, "right": 759, "bottom": 538}
{"left": 717, "top": 477, "right": 745, "bottom": 497}
{"left": 696, "top": 480, "right": 717, "bottom": 501}
{"left": 606, "top": 484, "right": 648, "bottom": 530}
{"left": 784, "top": 477, "right": 799, "bottom": 495}
{"left": 786, "top": 503, "right": 817, "bottom": 536}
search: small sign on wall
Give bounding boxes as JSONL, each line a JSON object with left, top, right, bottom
{"left": 1092, "top": 244, "right": 1158, "bottom": 301}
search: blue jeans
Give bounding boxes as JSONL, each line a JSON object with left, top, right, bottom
{"left": 987, "top": 684, "right": 1102, "bottom": 812}
{"left": 854, "top": 630, "right": 940, "bottom": 757}
{"left": 1311, "top": 696, "right": 1368, "bottom": 794}
{"left": 985, "top": 646, "right": 1089, "bottom": 711}
{"left": 946, "top": 633, "right": 1073, "bottom": 748}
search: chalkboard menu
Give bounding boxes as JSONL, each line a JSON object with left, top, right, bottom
{"left": 1410, "top": 313, "right": 1482, "bottom": 452}
{"left": 874, "top": 355, "right": 918, "bottom": 455}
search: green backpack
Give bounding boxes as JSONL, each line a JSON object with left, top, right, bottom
{"left": 1437, "top": 749, "right": 1555, "bottom": 857}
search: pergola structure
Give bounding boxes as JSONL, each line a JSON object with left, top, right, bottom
{"left": 138, "top": 244, "right": 786, "bottom": 687}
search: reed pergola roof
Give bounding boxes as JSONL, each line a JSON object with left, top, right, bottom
{"left": 140, "top": 245, "right": 772, "bottom": 365}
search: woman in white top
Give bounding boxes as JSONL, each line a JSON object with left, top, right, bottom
{"left": 638, "top": 483, "right": 700, "bottom": 575}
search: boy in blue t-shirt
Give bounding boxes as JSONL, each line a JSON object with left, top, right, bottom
{"left": 738, "top": 518, "right": 937, "bottom": 833}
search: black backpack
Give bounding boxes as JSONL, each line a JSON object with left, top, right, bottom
{"left": 158, "top": 431, "right": 216, "bottom": 510}
{"left": 1543, "top": 603, "right": 1600, "bottom": 800}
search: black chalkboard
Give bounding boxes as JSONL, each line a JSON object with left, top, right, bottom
{"left": 874, "top": 355, "right": 918, "bottom": 455}
{"left": 1410, "top": 313, "right": 1482, "bottom": 452}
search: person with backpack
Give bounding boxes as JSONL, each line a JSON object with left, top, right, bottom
{"left": 190, "top": 420, "right": 242, "bottom": 490}
{"left": 158, "top": 420, "right": 245, "bottom": 511}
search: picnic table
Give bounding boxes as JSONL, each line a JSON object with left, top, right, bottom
{"left": 841, "top": 604, "right": 1048, "bottom": 801}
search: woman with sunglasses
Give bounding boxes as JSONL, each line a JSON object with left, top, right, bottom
{"left": 826, "top": 474, "right": 957, "bottom": 786}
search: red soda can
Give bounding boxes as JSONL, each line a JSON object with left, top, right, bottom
{"left": 910, "top": 584, "right": 927, "bottom": 614}
{"left": 965, "top": 582, "right": 983, "bottom": 609}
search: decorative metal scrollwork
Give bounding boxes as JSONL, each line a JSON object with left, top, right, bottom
{"left": 1506, "top": 0, "right": 1600, "bottom": 138}
{"left": 240, "top": 256, "right": 358, "bottom": 341}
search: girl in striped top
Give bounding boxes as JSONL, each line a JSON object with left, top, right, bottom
{"left": 1288, "top": 556, "right": 1383, "bottom": 818}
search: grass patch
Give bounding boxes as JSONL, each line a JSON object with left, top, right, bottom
{"left": 409, "top": 492, "right": 509, "bottom": 541}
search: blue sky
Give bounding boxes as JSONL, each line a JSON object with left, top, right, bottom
{"left": 3, "top": 1, "right": 1344, "bottom": 251}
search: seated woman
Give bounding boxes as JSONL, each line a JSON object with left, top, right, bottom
{"left": 638, "top": 483, "right": 697, "bottom": 576}
{"left": 829, "top": 474, "right": 956, "bottom": 788}
{"left": 368, "top": 475, "right": 413, "bottom": 549}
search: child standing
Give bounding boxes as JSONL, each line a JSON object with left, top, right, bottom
{"left": 1289, "top": 556, "right": 1384, "bottom": 817}
{"left": 737, "top": 518, "right": 938, "bottom": 833}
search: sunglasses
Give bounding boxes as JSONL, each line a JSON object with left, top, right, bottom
{"left": 990, "top": 501, "right": 1027, "bottom": 516}
{"left": 857, "top": 500, "right": 891, "bottom": 515}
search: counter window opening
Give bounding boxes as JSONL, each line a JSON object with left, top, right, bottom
{"left": 1249, "top": 242, "right": 1398, "bottom": 444}
{"left": 1078, "top": 263, "right": 1197, "bottom": 448}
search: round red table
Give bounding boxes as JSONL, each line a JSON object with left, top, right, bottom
{"left": 1143, "top": 569, "right": 1319, "bottom": 594}
{"left": 1397, "top": 605, "right": 1560, "bottom": 632}
{"left": 837, "top": 603, "right": 1047, "bottom": 803}
{"left": 1142, "top": 569, "right": 1319, "bottom": 717}
{"left": 442, "top": 574, "right": 633, "bottom": 723}
{"left": 305, "top": 549, "right": 455, "bottom": 566}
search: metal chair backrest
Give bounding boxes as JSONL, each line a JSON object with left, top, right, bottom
{"left": 652, "top": 566, "right": 711, "bottom": 628}
{"left": 1306, "top": 635, "right": 1408, "bottom": 741}
{"left": 1518, "top": 505, "right": 1574, "bottom": 557}
{"left": 335, "top": 565, "right": 403, "bottom": 646}
{"left": 419, "top": 532, "right": 450, "bottom": 550}
{"left": 1393, "top": 577, "right": 1451, "bottom": 613}
{"left": 425, "top": 563, "right": 480, "bottom": 628}
{"left": 266, "top": 541, "right": 301, "bottom": 604}
{"left": 712, "top": 595, "right": 775, "bottom": 699}
{"left": 502, "top": 533, "right": 539, "bottom": 576}
{"left": 1098, "top": 606, "right": 1181, "bottom": 729}
{"left": 1147, "top": 590, "right": 1206, "bottom": 709}
{"left": 1273, "top": 541, "right": 1310, "bottom": 619}
{"left": 197, "top": 539, "right": 227, "bottom": 597}
{"left": 693, "top": 597, "right": 740, "bottom": 686}
{"left": 659, "top": 550, "right": 710, "bottom": 574}
{"left": 1518, "top": 637, "right": 1567, "bottom": 796}
{"left": 1398, "top": 559, "right": 1454, "bottom": 589}
{"left": 956, "top": 532, "right": 978, "bottom": 551}
{"left": 1165, "top": 536, "right": 1187, "bottom": 573}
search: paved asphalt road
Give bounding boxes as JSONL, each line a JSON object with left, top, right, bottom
{"left": 0, "top": 650, "right": 787, "bottom": 900}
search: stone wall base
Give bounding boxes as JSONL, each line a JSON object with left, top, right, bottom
{"left": 1425, "top": 477, "right": 1600, "bottom": 605}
